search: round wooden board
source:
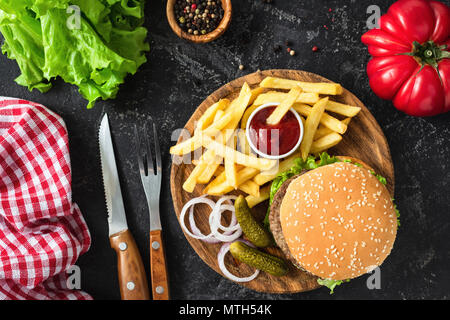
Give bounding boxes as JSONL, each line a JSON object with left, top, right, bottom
{"left": 170, "top": 69, "right": 394, "bottom": 294}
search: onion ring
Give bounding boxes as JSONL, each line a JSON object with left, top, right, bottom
{"left": 189, "top": 205, "right": 221, "bottom": 243}
{"left": 180, "top": 195, "right": 242, "bottom": 243}
{"left": 209, "top": 202, "right": 242, "bottom": 242}
{"left": 179, "top": 196, "right": 217, "bottom": 240}
{"left": 217, "top": 240, "right": 260, "bottom": 282}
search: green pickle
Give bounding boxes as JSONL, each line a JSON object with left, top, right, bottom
{"left": 230, "top": 241, "right": 288, "bottom": 277}
{"left": 234, "top": 195, "right": 273, "bottom": 247}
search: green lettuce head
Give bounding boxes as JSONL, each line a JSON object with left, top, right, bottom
{"left": 0, "top": 0, "right": 149, "bottom": 108}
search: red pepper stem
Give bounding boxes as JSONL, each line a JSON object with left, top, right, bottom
{"left": 424, "top": 50, "right": 433, "bottom": 58}
{"left": 411, "top": 41, "right": 449, "bottom": 66}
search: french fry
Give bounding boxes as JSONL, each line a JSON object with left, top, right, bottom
{"left": 249, "top": 87, "right": 265, "bottom": 105}
{"left": 202, "top": 136, "right": 276, "bottom": 170}
{"left": 310, "top": 132, "right": 343, "bottom": 154}
{"left": 196, "top": 153, "right": 223, "bottom": 184}
{"left": 195, "top": 99, "right": 230, "bottom": 133}
{"left": 224, "top": 87, "right": 262, "bottom": 113}
{"left": 246, "top": 185, "right": 270, "bottom": 208}
{"left": 171, "top": 83, "right": 252, "bottom": 156}
{"left": 197, "top": 127, "right": 227, "bottom": 184}
{"left": 255, "top": 92, "right": 359, "bottom": 117}
{"left": 197, "top": 83, "right": 262, "bottom": 183}
{"left": 203, "top": 170, "right": 226, "bottom": 191}
{"left": 314, "top": 125, "right": 333, "bottom": 141}
{"left": 237, "top": 130, "right": 251, "bottom": 155}
{"left": 253, "top": 152, "right": 300, "bottom": 186}
{"left": 204, "top": 166, "right": 260, "bottom": 195}
{"left": 300, "top": 97, "right": 328, "bottom": 160}
{"left": 239, "top": 180, "right": 260, "bottom": 197}
{"left": 218, "top": 83, "right": 254, "bottom": 141}
{"left": 293, "top": 103, "right": 347, "bottom": 134}
{"left": 182, "top": 151, "right": 216, "bottom": 192}
{"left": 225, "top": 133, "right": 238, "bottom": 188}
{"left": 300, "top": 116, "right": 305, "bottom": 127}
{"left": 213, "top": 109, "right": 225, "bottom": 123}
{"left": 240, "top": 104, "right": 259, "bottom": 129}
{"left": 203, "top": 165, "right": 258, "bottom": 195}
{"left": 314, "top": 118, "right": 351, "bottom": 141}
{"left": 266, "top": 86, "right": 302, "bottom": 125}
{"left": 253, "top": 91, "right": 320, "bottom": 106}
{"left": 214, "top": 166, "right": 225, "bottom": 176}
{"left": 182, "top": 162, "right": 206, "bottom": 192}
{"left": 325, "top": 100, "right": 361, "bottom": 118}
{"left": 169, "top": 112, "right": 234, "bottom": 156}
{"left": 226, "top": 82, "right": 253, "bottom": 124}
{"left": 260, "top": 77, "right": 343, "bottom": 95}
{"left": 198, "top": 122, "right": 239, "bottom": 184}
{"left": 202, "top": 164, "right": 245, "bottom": 178}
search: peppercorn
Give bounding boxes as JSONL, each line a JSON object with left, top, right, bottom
{"left": 175, "top": 0, "right": 224, "bottom": 35}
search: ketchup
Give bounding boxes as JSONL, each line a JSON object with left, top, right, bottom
{"left": 248, "top": 106, "right": 301, "bottom": 156}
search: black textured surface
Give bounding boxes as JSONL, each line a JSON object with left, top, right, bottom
{"left": 0, "top": 0, "right": 449, "bottom": 300}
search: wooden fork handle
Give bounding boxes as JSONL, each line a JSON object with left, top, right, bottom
{"left": 150, "top": 230, "right": 170, "bottom": 300}
{"left": 110, "top": 230, "right": 150, "bottom": 300}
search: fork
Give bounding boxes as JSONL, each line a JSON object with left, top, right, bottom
{"left": 134, "top": 121, "right": 170, "bottom": 300}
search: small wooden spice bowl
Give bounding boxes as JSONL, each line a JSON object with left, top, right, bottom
{"left": 166, "top": 0, "right": 232, "bottom": 43}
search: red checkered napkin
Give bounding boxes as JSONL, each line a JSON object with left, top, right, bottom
{"left": 0, "top": 97, "right": 92, "bottom": 300}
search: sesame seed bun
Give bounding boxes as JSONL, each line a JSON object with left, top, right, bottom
{"left": 269, "top": 160, "right": 397, "bottom": 281}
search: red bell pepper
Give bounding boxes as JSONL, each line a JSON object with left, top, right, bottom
{"left": 362, "top": 0, "right": 450, "bottom": 116}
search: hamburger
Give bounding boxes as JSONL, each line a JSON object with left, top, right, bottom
{"left": 267, "top": 153, "right": 399, "bottom": 292}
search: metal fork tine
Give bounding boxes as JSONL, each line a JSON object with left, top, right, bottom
{"left": 134, "top": 125, "right": 146, "bottom": 175}
{"left": 153, "top": 121, "right": 162, "bottom": 174}
{"left": 144, "top": 123, "right": 154, "bottom": 175}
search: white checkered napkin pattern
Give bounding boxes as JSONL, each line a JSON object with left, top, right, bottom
{"left": 0, "top": 98, "right": 92, "bottom": 300}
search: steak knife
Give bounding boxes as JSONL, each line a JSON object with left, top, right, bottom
{"left": 99, "top": 113, "right": 150, "bottom": 300}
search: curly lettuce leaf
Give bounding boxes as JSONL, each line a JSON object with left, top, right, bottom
{"left": 317, "top": 278, "right": 350, "bottom": 294}
{"left": 0, "top": 9, "right": 51, "bottom": 92}
{"left": 0, "top": 0, "right": 149, "bottom": 108}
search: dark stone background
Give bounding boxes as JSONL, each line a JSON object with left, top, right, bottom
{"left": 0, "top": 0, "right": 449, "bottom": 300}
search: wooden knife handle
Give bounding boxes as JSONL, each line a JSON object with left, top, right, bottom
{"left": 110, "top": 230, "right": 150, "bottom": 300}
{"left": 150, "top": 230, "right": 170, "bottom": 300}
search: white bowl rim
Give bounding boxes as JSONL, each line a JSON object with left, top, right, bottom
{"left": 245, "top": 102, "right": 304, "bottom": 160}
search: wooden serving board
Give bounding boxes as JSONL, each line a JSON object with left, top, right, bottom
{"left": 170, "top": 69, "right": 394, "bottom": 294}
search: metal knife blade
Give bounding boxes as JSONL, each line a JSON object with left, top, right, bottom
{"left": 99, "top": 113, "right": 128, "bottom": 236}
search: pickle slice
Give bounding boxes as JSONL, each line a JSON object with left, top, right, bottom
{"left": 230, "top": 241, "right": 288, "bottom": 277}
{"left": 234, "top": 195, "right": 273, "bottom": 248}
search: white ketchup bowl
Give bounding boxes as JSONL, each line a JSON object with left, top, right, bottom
{"left": 245, "top": 102, "right": 304, "bottom": 160}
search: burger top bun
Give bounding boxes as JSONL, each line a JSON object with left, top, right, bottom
{"left": 280, "top": 161, "right": 397, "bottom": 281}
